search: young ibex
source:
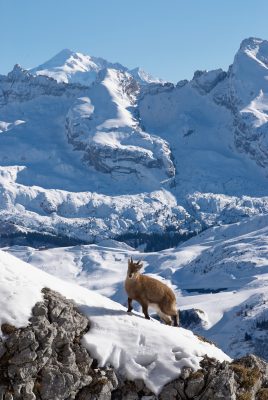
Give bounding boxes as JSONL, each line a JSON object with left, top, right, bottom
{"left": 125, "top": 257, "right": 179, "bottom": 326}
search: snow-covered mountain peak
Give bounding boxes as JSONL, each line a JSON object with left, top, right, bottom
{"left": 30, "top": 49, "right": 164, "bottom": 86}
{"left": 235, "top": 37, "right": 268, "bottom": 81}
{"left": 229, "top": 37, "right": 268, "bottom": 106}
{"left": 38, "top": 48, "right": 75, "bottom": 68}
{"left": 129, "top": 66, "right": 165, "bottom": 85}
{"left": 30, "top": 49, "right": 127, "bottom": 85}
{"left": 238, "top": 37, "right": 268, "bottom": 63}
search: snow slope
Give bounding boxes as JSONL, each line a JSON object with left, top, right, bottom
{"left": 0, "top": 250, "right": 230, "bottom": 394}
{"left": 8, "top": 212, "right": 268, "bottom": 359}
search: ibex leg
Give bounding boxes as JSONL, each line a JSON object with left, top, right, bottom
{"left": 127, "top": 298, "right": 133, "bottom": 313}
{"left": 142, "top": 304, "right": 150, "bottom": 320}
{"left": 172, "top": 314, "right": 179, "bottom": 327}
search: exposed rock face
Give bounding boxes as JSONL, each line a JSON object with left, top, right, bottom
{"left": 192, "top": 69, "right": 227, "bottom": 94}
{"left": 0, "top": 288, "right": 117, "bottom": 400}
{"left": 0, "top": 289, "right": 268, "bottom": 400}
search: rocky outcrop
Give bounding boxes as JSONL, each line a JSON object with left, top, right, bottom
{"left": 0, "top": 288, "right": 118, "bottom": 400}
{"left": 0, "top": 289, "right": 268, "bottom": 400}
{"left": 179, "top": 308, "right": 209, "bottom": 330}
{"left": 0, "top": 288, "right": 89, "bottom": 399}
{"left": 192, "top": 69, "right": 227, "bottom": 94}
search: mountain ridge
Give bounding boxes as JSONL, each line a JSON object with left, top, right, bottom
{"left": 29, "top": 48, "right": 164, "bottom": 86}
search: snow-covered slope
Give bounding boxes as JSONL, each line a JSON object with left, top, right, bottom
{"left": 7, "top": 212, "right": 268, "bottom": 360}
{"left": 0, "top": 250, "right": 230, "bottom": 394}
{"left": 230, "top": 38, "right": 268, "bottom": 169}
{"left": 66, "top": 68, "right": 174, "bottom": 181}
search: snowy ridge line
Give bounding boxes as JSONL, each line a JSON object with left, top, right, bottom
{"left": 0, "top": 167, "right": 195, "bottom": 242}
{"left": 30, "top": 48, "right": 164, "bottom": 86}
{"left": 1, "top": 165, "right": 268, "bottom": 244}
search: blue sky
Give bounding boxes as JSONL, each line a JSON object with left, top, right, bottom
{"left": 1, "top": 0, "right": 268, "bottom": 82}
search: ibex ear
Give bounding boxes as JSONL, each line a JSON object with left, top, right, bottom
{"left": 136, "top": 260, "right": 143, "bottom": 269}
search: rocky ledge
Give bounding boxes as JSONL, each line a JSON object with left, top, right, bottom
{"left": 0, "top": 289, "right": 268, "bottom": 400}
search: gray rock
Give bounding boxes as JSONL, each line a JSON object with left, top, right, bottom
{"left": 179, "top": 308, "right": 209, "bottom": 330}
{"left": 184, "top": 371, "right": 205, "bottom": 398}
{"left": 0, "top": 288, "right": 94, "bottom": 399}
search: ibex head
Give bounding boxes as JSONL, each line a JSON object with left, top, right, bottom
{"left": 127, "top": 257, "right": 143, "bottom": 279}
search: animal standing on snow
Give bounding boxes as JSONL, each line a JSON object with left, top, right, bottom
{"left": 125, "top": 257, "right": 179, "bottom": 326}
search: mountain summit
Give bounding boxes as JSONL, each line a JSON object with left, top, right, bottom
{"left": 30, "top": 49, "right": 163, "bottom": 85}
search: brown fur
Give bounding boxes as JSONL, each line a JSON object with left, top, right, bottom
{"left": 125, "top": 258, "right": 179, "bottom": 326}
